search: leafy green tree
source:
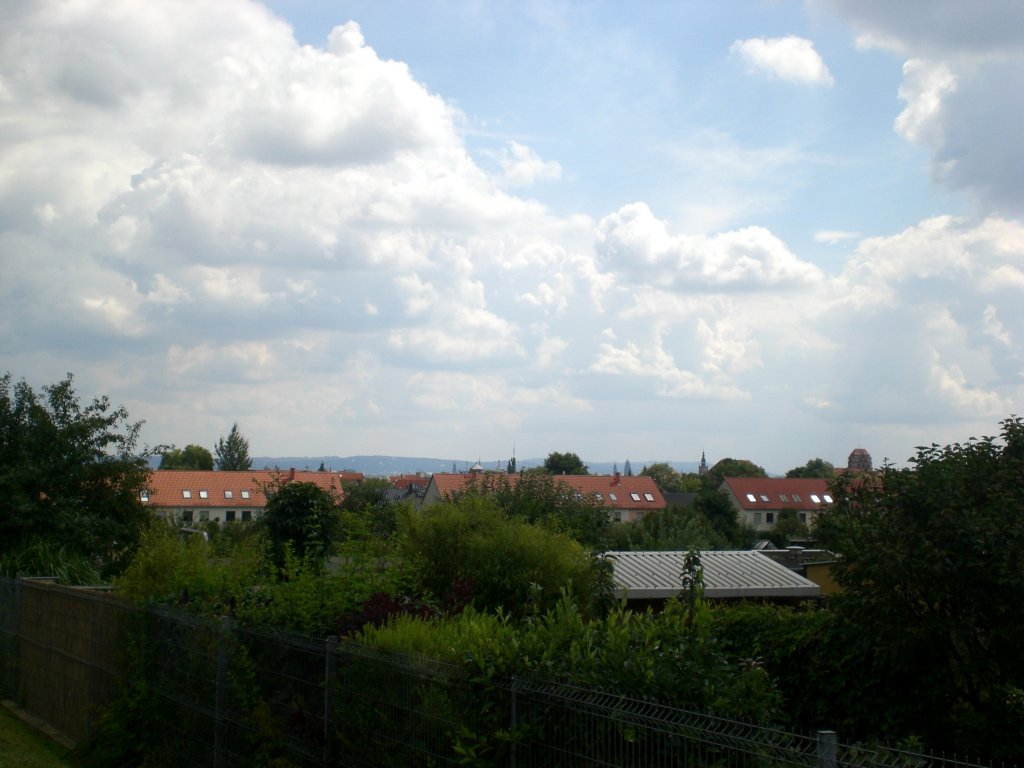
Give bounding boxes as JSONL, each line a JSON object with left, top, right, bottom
{"left": 396, "top": 496, "right": 602, "bottom": 618}
{"left": 606, "top": 505, "right": 726, "bottom": 551}
{"left": 159, "top": 444, "right": 214, "bottom": 470}
{"left": 816, "top": 416, "right": 1024, "bottom": 759}
{"left": 0, "top": 372, "right": 153, "bottom": 576}
{"left": 694, "top": 488, "right": 754, "bottom": 547}
{"left": 702, "top": 457, "right": 767, "bottom": 487}
{"left": 641, "top": 462, "right": 686, "bottom": 493}
{"left": 784, "top": 457, "right": 835, "bottom": 478}
{"left": 260, "top": 480, "right": 341, "bottom": 570}
{"left": 340, "top": 477, "right": 402, "bottom": 543}
{"left": 214, "top": 423, "right": 251, "bottom": 470}
{"left": 543, "top": 451, "right": 588, "bottom": 475}
{"left": 767, "top": 508, "right": 808, "bottom": 547}
{"left": 460, "top": 471, "right": 610, "bottom": 550}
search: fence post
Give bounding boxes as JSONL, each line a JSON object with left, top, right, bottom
{"left": 509, "top": 675, "right": 518, "bottom": 768}
{"left": 323, "top": 635, "right": 338, "bottom": 768}
{"left": 214, "top": 615, "right": 230, "bottom": 768}
{"left": 817, "top": 730, "right": 837, "bottom": 768}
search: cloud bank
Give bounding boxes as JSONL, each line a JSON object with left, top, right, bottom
{"left": 0, "top": 0, "right": 1021, "bottom": 472}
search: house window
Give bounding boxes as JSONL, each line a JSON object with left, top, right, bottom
{"left": 225, "top": 511, "right": 235, "bottom": 522}
{"left": 753, "top": 512, "right": 762, "bottom": 525}
{"left": 630, "top": 492, "right": 641, "bottom": 502}
{"left": 766, "top": 512, "right": 775, "bottom": 524}
{"left": 199, "top": 490, "right": 209, "bottom": 499}
{"left": 181, "top": 510, "right": 193, "bottom": 523}
{"left": 241, "top": 510, "right": 252, "bottom": 522}
{"left": 644, "top": 493, "right": 655, "bottom": 502}
{"left": 799, "top": 513, "right": 807, "bottom": 524}
{"left": 199, "top": 510, "right": 209, "bottom": 522}
{"left": 182, "top": 490, "right": 192, "bottom": 499}
{"left": 241, "top": 490, "right": 251, "bottom": 499}
{"left": 224, "top": 490, "right": 233, "bottom": 499}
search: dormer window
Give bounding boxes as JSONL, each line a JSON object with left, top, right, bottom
{"left": 182, "top": 490, "right": 191, "bottom": 499}
{"left": 644, "top": 493, "right": 655, "bottom": 502}
{"left": 760, "top": 494, "right": 770, "bottom": 502}
{"left": 810, "top": 494, "right": 821, "bottom": 503}
{"left": 630, "top": 492, "right": 641, "bottom": 502}
{"left": 224, "top": 490, "right": 233, "bottom": 499}
{"left": 199, "top": 490, "right": 208, "bottom": 499}
{"left": 746, "top": 493, "right": 756, "bottom": 502}
{"left": 823, "top": 494, "right": 833, "bottom": 503}
{"left": 608, "top": 493, "right": 618, "bottom": 501}
{"left": 140, "top": 491, "right": 149, "bottom": 502}
{"left": 241, "top": 490, "right": 250, "bottom": 499}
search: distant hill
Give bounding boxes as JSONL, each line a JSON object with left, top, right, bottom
{"left": 248, "top": 456, "right": 700, "bottom": 477}
{"left": 149, "top": 454, "right": 701, "bottom": 476}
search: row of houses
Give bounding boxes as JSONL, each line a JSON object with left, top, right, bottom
{"left": 140, "top": 465, "right": 844, "bottom": 533}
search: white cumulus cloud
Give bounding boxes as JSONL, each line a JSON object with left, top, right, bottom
{"left": 731, "top": 35, "right": 834, "bottom": 86}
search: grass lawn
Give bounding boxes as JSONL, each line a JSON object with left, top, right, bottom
{"left": 0, "top": 706, "right": 71, "bottom": 768}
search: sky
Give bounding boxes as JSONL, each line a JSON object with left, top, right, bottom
{"left": 2, "top": 0, "right": 1023, "bottom": 475}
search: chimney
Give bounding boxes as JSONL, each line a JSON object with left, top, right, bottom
{"left": 613, "top": 471, "right": 621, "bottom": 486}
{"left": 288, "top": 468, "right": 295, "bottom": 482}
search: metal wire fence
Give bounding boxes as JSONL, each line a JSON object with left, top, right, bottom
{"left": 0, "top": 577, "right": 1007, "bottom": 768}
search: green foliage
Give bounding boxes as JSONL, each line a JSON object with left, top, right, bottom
{"left": 0, "top": 371, "right": 153, "bottom": 576}
{"left": 767, "top": 508, "right": 809, "bottom": 547}
{"left": 360, "top": 594, "right": 781, "bottom": 724}
{"left": 815, "top": 416, "right": 1024, "bottom": 760}
{"left": 693, "top": 488, "right": 753, "bottom": 547}
{"left": 784, "top": 457, "right": 835, "bottom": 478}
{"left": 214, "top": 422, "right": 252, "bottom": 470}
{"left": 702, "top": 457, "right": 767, "bottom": 487}
{"left": 640, "top": 462, "right": 691, "bottom": 493}
{"left": 0, "top": 537, "right": 104, "bottom": 584}
{"left": 116, "top": 519, "right": 266, "bottom": 609}
{"left": 542, "top": 451, "right": 588, "bottom": 475}
{"left": 461, "top": 471, "right": 610, "bottom": 549}
{"left": 340, "top": 477, "right": 401, "bottom": 545}
{"left": 159, "top": 443, "right": 214, "bottom": 470}
{"left": 605, "top": 505, "right": 726, "bottom": 551}
{"left": 260, "top": 480, "right": 341, "bottom": 570}
{"left": 396, "top": 496, "right": 602, "bottom": 618}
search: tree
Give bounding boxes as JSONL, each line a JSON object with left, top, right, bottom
{"left": 641, "top": 462, "right": 686, "bottom": 493}
{"left": 159, "top": 444, "right": 214, "bottom": 470}
{"left": 214, "top": 423, "right": 251, "bottom": 471}
{"left": 260, "top": 480, "right": 341, "bottom": 570}
{"left": 340, "top": 477, "right": 401, "bottom": 542}
{"left": 702, "top": 457, "right": 766, "bottom": 488}
{"left": 784, "top": 457, "right": 835, "bottom": 479}
{"left": 624, "top": 459, "right": 633, "bottom": 476}
{"left": 396, "top": 496, "right": 601, "bottom": 618}
{"left": 0, "top": 372, "right": 153, "bottom": 575}
{"left": 816, "top": 416, "right": 1024, "bottom": 759}
{"left": 543, "top": 451, "right": 588, "bottom": 475}
{"left": 768, "top": 508, "right": 808, "bottom": 546}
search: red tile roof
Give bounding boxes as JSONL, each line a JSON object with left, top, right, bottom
{"left": 719, "top": 477, "right": 834, "bottom": 511}
{"left": 427, "top": 472, "right": 666, "bottom": 510}
{"left": 389, "top": 474, "right": 430, "bottom": 490}
{"left": 143, "top": 469, "right": 344, "bottom": 508}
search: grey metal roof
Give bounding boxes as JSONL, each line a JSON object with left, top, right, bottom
{"left": 604, "top": 550, "right": 821, "bottom": 600}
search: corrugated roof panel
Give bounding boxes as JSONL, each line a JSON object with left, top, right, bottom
{"left": 604, "top": 550, "right": 821, "bottom": 600}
